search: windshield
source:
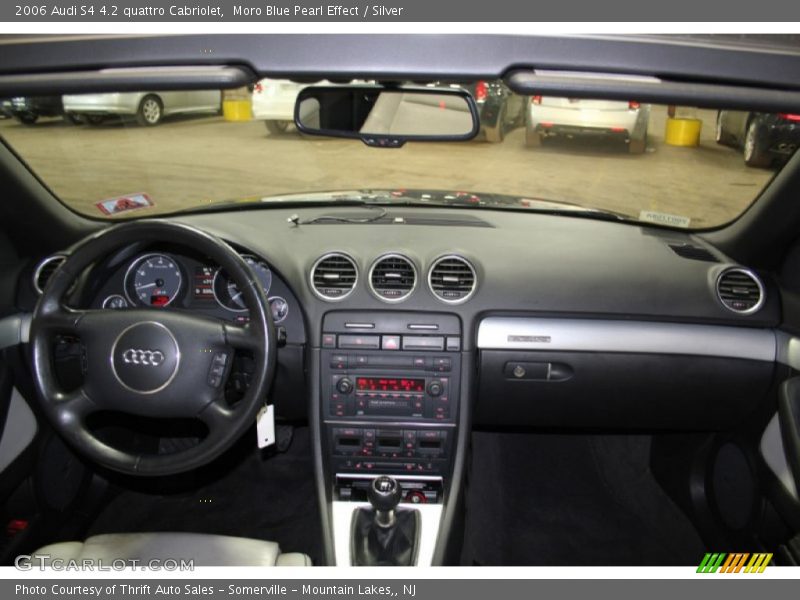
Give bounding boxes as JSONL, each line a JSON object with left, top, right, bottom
{"left": 1, "top": 81, "right": 793, "bottom": 228}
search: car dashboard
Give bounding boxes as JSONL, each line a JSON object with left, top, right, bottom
{"left": 18, "top": 204, "right": 786, "bottom": 566}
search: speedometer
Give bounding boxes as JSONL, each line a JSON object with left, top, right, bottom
{"left": 213, "top": 255, "right": 272, "bottom": 312}
{"left": 125, "top": 253, "right": 183, "bottom": 307}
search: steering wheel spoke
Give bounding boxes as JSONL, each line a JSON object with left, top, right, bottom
{"left": 37, "top": 306, "right": 87, "bottom": 336}
{"left": 223, "top": 322, "right": 262, "bottom": 352}
{"left": 198, "top": 397, "right": 237, "bottom": 429}
{"left": 53, "top": 387, "right": 96, "bottom": 430}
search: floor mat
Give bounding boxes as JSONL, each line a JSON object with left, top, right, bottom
{"left": 88, "top": 426, "right": 322, "bottom": 565}
{"left": 463, "top": 432, "right": 706, "bottom": 566}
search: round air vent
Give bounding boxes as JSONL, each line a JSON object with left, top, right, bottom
{"left": 33, "top": 254, "right": 67, "bottom": 295}
{"left": 310, "top": 252, "right": 358, "bottom": 301}
{"left": 428, "top": 255, "right": 477, "bottom": 304}
{"left": 369, "top": 254, "right": 417, "bottom": 302}
{"left": 716, "top": 268, "right": 765, "bottom": 314}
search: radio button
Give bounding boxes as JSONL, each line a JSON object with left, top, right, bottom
{"left": 446, "top": 337, "right": 461, "bottom": 352}
{"left": 427, "top": 381, "right": 444, "bottom": 397}
{"left": 337, "top": 378, "right": 354, "bottom": 394}
{"left": 381, "top": 335, "right": 401, "bottom": 350}
{"left": 330, "top": 354, "right": 348, "bottom": 369}
{"left": 433, "top": 358, "right": 452, "bottom": 372}
{"left": 403, "top": 336, "right": 445, "bottom": 351}
{"left": 322, "top": 334, "right": 337, "bottom": 348}
{"left": 338, "top": 335, "right": 380, "bottom": 349}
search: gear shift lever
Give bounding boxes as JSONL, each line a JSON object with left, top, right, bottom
{"left": 368, "top": 476, "right": 402, "bottom": 528}
{"left": 351, "top": 476, "right": 420, "bottom": 566}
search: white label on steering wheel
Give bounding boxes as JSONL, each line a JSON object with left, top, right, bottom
{"left": 256, "top": 404, "right": 276, "bottom": 449}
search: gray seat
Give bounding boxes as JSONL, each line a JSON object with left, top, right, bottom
{"left": 28, "top": 532, "right": 311, "bottom": 567}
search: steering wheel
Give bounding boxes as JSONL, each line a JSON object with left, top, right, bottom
{"left": 29, "top": 221, "right": 275, "bottom": 476}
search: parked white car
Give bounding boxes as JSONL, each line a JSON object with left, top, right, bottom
{"left": 251, "top": 79, "right": 309, "bottom": 135}
{"left": 62, "top": 90, "right": 221, "bottom": 126}
{"left": 525, "top": 96, "right": 650, "bottom": 153}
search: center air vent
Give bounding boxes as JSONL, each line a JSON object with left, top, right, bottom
{"left": 428, "top": 255, "right": 477, "bottom": 304}
{"left": 716, "top": 268, "right": 765, "bottom": 314}
{"left": 369, "top": 254, "right": 417, "bottom": 302}
{"left": 33, "top": 254, "right": 67, "bottom": 295}
{"left": 310, "top": 253, "right": 358, "bottom": 301}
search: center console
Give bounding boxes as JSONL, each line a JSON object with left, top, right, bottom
{"left": 319, "top": 311, "right": 461, "bottom": 565}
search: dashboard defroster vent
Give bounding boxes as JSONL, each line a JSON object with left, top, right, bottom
{"left": 33, "top": 254, "right": 67, "bottom": 295}
{"left": 668, "top": 243, "right": 719, "bottom": 262}
{"left": 428, "top": 255, "right": 477, "bottom": 304}
{"left": 310, "top": 253, "right": 358, "bottom": 301}
{"left": 369, "top": 254, "right": 417, "bottom": 302}
{"left": 716, "top": 268, "right": 764, "bottom": 314}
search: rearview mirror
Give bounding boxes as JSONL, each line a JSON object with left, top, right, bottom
{"left": 294, "top": 86, "right": 479, "bottom": 147}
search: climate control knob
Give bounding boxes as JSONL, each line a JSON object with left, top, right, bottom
{"left": 337, "top": 378, "right": 354, "bottom": 394}
{"left": 427, "top": 381, "right": 443, "bottom": 397}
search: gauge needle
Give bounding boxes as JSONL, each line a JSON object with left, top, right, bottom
{"left": 230, "top": 290, "right": 244, "bottom": 302}
{"left": 136, "top": 283, "right": 157, "bottom": 290}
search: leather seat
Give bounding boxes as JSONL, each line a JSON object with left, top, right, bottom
{"left": 28, "top": 532, "right": 311, "bottom": 566}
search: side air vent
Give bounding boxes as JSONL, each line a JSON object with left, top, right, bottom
{"left": 669, "top": 243, "right": 719, "bottom": 262}
{"left": 716, "top": 268, "right": 765, "bottom": 314}
{"left": 310, "top": 253, "right": 358, "bottom": 301}
{"left": 428, "top": 255, "right": 477, "bottom": 304}
{"left": 369, "top": 254, "right": 417, "bottom": 302}
{"left": 33, "top": 254, "right": 67, "bottom": 295}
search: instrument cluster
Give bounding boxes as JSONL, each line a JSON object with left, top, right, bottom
{"left": 95, "top": 250, "right": 294, "bottom": 327}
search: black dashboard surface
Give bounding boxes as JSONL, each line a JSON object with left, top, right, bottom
{"left": 149, "top": 205, "right": 781, "bottom": 350}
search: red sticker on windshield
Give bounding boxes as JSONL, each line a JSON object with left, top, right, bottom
{"left": 95, "top": 193, "right": 154, "bottom": 216}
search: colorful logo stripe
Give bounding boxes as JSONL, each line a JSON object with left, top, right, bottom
{"left": 697, "top": 553, "right": 772, "bottom": 573}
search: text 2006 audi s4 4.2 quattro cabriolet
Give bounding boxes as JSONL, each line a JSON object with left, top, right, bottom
{"left": 0, "top": 34, "right": 798, "bottom": 568}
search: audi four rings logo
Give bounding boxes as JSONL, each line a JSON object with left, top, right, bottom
{"left": 121, "top": 349, "right": 165, "bottom": 366}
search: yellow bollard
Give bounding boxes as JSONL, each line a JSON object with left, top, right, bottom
{"left": 665, "top": 117, "right": 702, "bottom": 147}
{"left": 222, "top": 99, "right": 252, "bottom": 122}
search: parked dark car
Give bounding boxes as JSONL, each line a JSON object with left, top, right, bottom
{"left": 431, "top": 80, "right": 525, "bottom": 142}
{"left": 716, "top": 110, "right": 800, "bottom": 167}
{"left": 2, "top": 95, "right": 72, "bottom": 125}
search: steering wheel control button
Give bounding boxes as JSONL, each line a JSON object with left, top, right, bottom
{"left": 110, "top": 322, "right": 180, "bottom": 394}
{"left": 207, "top": 352, "right": 229, "bottom": 388}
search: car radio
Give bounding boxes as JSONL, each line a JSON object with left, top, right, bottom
{"left": 322, "top": 343, "right": 460, "bottom": 422}
{"left": 321, "top": 311, "right": 461, "bottom": 478}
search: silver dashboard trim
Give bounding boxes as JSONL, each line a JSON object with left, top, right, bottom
{"left": 477, "top": 317, "right": 776, "bottom": 362}
{"left": 776, "top": 331, "right": 800, "bottom": 370}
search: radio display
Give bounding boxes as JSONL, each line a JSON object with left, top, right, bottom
{"left": 356, "top": 377, "right": 425, "bottom": 392}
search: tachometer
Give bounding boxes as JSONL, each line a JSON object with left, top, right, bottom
{"left": 213, "top": 255, "right": 272, "bottom": 312}
{"left": 125, "top": 253, "right": 183, "bottom": 307}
